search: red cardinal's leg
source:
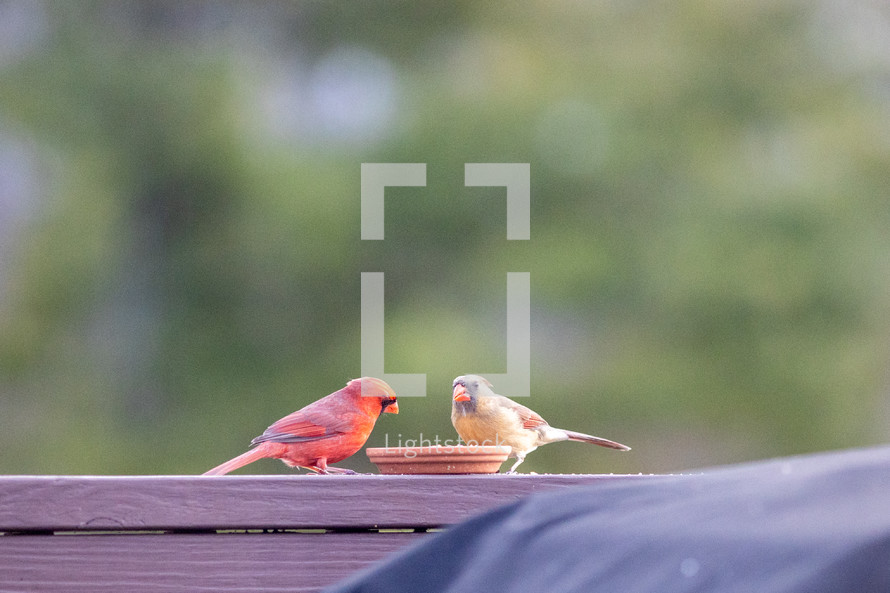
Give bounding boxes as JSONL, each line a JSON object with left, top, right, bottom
{"left": 319, "top": 466, "right": 357, "bottom": 475}
{"left": 306, "top": 458, "right": 357, "bottom": 475}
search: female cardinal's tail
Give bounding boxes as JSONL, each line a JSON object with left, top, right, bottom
{"left": 563, "top": 430, "right": 631, "bottom": 451}
{"left": 203, "top": 446, "right": 270, "bottom": 476}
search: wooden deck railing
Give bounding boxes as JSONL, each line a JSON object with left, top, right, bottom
{"left": 0, "top": 474, "right": 639, "bottom": 592}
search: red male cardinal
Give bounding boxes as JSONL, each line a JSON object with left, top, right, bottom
{"left": 451, "top": 374, "right": 629, "bottom": 473}
{"left": 203, "top": 377, "right": 398, "bottom": 475}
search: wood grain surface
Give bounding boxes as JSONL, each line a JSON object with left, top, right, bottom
{"left": 0, "top": 532, "right": 424, "bottom": 592}
{"left": 0, "top": 474, "right": 646, "bottom": 592}
{"left": 0, "top": 474, "right": 638, "bottom": 532}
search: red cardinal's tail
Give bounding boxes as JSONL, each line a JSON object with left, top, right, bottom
{"left": 563, "top": 430, "right": 631, "bottom": 451}
{"left": 203, "top": 446, "right": 270, "bottom": 476}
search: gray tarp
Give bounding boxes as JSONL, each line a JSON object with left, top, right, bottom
{"left": 325, "top": 445, "right": 890, "bottom": 593}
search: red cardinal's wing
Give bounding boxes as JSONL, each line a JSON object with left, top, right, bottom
{"left": 251, "top": 398, "right": 363, "bottom": 446}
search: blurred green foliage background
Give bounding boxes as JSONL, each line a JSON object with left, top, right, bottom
{"left": 1, "top": 1, "right": 889, "bottom": 475}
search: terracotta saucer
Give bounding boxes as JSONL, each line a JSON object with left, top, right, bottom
{"left": 366, "top": 445, "right": 512, "bottom": 475}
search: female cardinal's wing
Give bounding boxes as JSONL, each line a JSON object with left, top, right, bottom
{"left": 493, "top": 395, "right": 550, "bottom": 429}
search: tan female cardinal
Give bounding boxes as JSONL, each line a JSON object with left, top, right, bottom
{"left": 451, "top": 374, "right": 629, "bottom": 473}
{"left": 203, "top": 377, "right": 398, "bottom": 475}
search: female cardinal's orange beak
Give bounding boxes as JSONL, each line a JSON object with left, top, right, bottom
{"left": 453, "top": 384, "right": 471, "bottom": 402}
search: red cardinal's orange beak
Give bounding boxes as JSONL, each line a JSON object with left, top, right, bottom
{"left": 453, "top": 384, "right": 471, "bottom": 402}
{"left": 385, "top": 400, "right": 399, "bottom": 414}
